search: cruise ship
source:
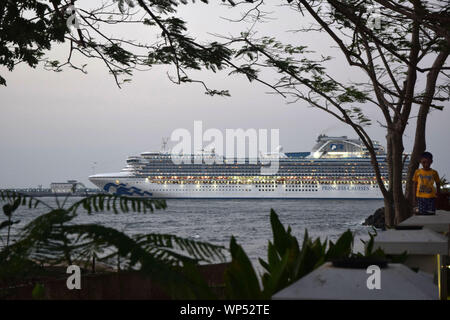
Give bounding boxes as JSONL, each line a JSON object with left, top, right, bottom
{"left": 89, "top": 135, "right": 407, "bottom": 199}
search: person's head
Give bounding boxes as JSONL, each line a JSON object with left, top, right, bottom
{"left": 420, "top": 152, "right": 433, "bottom": 169}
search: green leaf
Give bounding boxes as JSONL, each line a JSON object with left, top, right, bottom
{"left": 258, "top": 257, "right": 271, "bottom": 273}
{"left": 11, "top": 199, "right": 21, "bottom": 212}
{"left": 262, "top": 250, "right": 290, "bottom": 297}
{"left": 3, "top": 204, "right": 12, "bottom": 217}
{"left": 32, "top": 283, "right": 46, "bottom": 300}
{"left": 270, "top": 209, "right": 291, "bottom": 256}
{"left": 0, "top": 220, "right": 20, "bottom": 230}
{"left": 2, "top": 197, "right": 22, "bottom": 216}
{"left": 0, "top": 191, "right": 43, "bottom": 211}
{"left": 266, "top": 241, "right": 280, "bottom": 272}
{"left": 224, "top": 236, "right": 263, "bottom": 299}
{"left": 325, "top": 229, "right": 354, "bottom": 260}
{"left": 67, "top": 194, "right": 166, "bottom": 214}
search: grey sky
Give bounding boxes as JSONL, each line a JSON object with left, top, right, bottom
{"left": 1, "top": 1, "right": 449, "bottom": 188}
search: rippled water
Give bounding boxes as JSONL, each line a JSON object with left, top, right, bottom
{"left": 1, "top": 197, "right": 383, "bottom": 266}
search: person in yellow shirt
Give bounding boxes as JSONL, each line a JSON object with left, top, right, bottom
{"left": 413, "top": 152, "right": 440, "bottom": 215}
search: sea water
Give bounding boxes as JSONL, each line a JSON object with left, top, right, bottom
{"left": 1, "top": 197, "right": 383, "bottom": 266}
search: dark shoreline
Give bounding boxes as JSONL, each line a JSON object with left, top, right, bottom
{"left": 0, "top": 190, "right": 104, "bottom": 197}
{"left": 22, "top": 192, "right": 104, "bottom": 197}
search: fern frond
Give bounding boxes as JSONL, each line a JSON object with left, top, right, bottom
{"left": 134, "top": 233, "right": 227, "bottom": 264}
{"left": 66, "top": 194, "right": 167, "bottom": 214}
{"left": 56, "top": 223, "right": 217, "bottom": 298}
{"left": 0, "top": 190, "right": 49, "bottom": 210}
{"left": 1, "top": 193, "right": 218, "bottom": 299}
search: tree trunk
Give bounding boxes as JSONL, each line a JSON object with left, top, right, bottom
{"left": 392, "top": 128, "right": 411, "bottom": 224}
{"left": 385, "top": 126, "right": 411, "bottom": 226}
{"left": 405, "top": 105, "right": 427, "bottom": 205}
{"left": 384, "top": 132, "right": 395, "bottom": 227}
{"left": 405, "top": 49, "right": 449, "bottom": 205}
{"left": 383, "top": 192, "right": 395, "bottom": 228}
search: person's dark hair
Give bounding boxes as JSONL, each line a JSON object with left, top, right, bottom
{"left": 421, "top": 151, "right": 433, "bottom": 160}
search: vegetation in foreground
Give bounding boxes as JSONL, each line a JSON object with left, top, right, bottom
{"left": 0, "top": 191, "right": 227, "bottom": 299}
{"left": 1, "top": 192, "right": 403, "bottom": 299}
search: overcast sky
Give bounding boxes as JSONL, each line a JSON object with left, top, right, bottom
{"left": 1, "top": 1, "right": 449, "bottom": 188}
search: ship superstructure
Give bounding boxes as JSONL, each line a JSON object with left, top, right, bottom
{"left": 89, "top": 135, "right": 407, "bottom": 199}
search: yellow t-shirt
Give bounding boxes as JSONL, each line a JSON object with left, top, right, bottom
{"left": 413, "top": 168, "right": 440, "bottom": 198}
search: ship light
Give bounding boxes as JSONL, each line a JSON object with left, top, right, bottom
{"left": 116, "top": 180, "right": 120, "bottom": 184}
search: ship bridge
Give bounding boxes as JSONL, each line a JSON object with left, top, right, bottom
{"left": 309, "top": 135, "right": 385, "bottom": 159}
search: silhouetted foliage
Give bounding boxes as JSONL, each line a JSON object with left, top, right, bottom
{"left": 0, "top": 191, "right": 226, "bottom": 299}
{"left": 224, "top": 209, "right": 401, "bottom": 299}
{"left": 224, "top": 0, "right": 449, "bottom": 226}
{"left": 0, "top": 0, "right": 238, "bottom": 93}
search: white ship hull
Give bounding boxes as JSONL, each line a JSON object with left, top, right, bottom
{"left": 88, "top": 135, "right": 403, "bottom": 200}
{"left": 89, "top": 176, "right": 384, "bottom": 199}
